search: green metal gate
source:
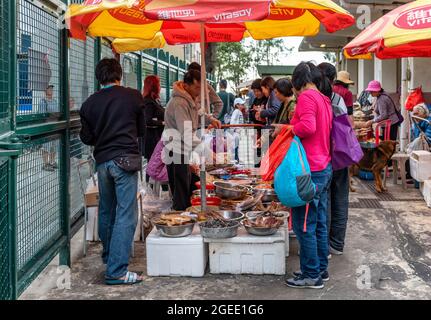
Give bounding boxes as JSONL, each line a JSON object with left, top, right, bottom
{"left": 0, "top": 0, "right": 213, "bottom": 300}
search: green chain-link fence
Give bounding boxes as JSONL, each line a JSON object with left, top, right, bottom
{"left": 0, "top": 0, "right": 9, "bottom": 135}
{"left": 16, "top": 0, "right": 62, "bottom": 122}
{"left": 0, "top": 0, "right": 213, "bottom": 300}
{"left": 0, "top": 157, "right": 11, "bottom": 299}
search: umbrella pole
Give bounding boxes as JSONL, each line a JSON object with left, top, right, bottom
{"left": 200, "top": 23, "right": 207, "bottom": 212}
{"left": 400, "top": 58, "right": 409, "bottom": 152}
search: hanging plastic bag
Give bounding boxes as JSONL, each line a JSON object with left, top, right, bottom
{"left": 407, "top": 133, "right": 430, "bottom": 154}
{"left": 147, "top": 139, "right": 168, "bottom": 182}
{"left": 260, "top": 125, "right": 294, "bottom": 181}
{"left": 406, "top": 86, "right": 425, "bottom": 111}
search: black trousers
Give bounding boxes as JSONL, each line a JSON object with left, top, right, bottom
{"left": 379, "top": 123, "right": 399, "bottom": 167}
{"left": 167, "top": 162, "right": 191, "bottom": 211}
{"left": 379, "top": 123, "right": 399, "bottom": 141}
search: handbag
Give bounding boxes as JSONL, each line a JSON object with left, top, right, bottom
{"left": 407, "top": 120, "right": 431, "bottom": 154}
{"left": 113, "top": 154, "right": 142, "bottom": 172}
{"left": 381, "top": 93, "right": 404, "bottom": 124}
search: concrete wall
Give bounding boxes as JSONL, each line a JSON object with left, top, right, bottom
{"left": 374, "top": 58, "right": 398, "bottom": 94}
{"left": 409, "top": 58, "right": 431, "bottom": 97}
{"left": 357, "top": 58, "right": 374, "bottom": 94}
{"left": 345, "top": 59, "right": 358, "bottom": 96}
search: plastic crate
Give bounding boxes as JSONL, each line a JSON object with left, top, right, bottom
{"left": 205, "top": 228, "right": 285, "bottom": 275}
{"left": 359, "top": 169, "right": 374, "bottom": 180}
{"left": 146, "top": 225, "right": 208, "bottom": 277}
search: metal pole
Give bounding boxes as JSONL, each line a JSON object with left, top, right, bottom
{"left": 400, "top": 58, "right": 409, "bottom": 152}
{"left": 200, "top": 23, "right": 207, "bottom": 212}
{"left": 59, "top": 23, "right": 71, "bottom": 267}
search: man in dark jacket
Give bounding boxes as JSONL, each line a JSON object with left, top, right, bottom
{"left": 80, "top": 58, "right": 144, "bottom": 285}
{"left": 217, "top": 79, "right": 235, "bottom": 123}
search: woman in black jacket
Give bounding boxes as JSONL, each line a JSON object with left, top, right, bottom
{"left": 142, "top": 75, "right": 165, "bottom": 170}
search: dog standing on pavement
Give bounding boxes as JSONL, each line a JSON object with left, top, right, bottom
{"left": 352, "top": 140, "right": 397, "bottom": 193}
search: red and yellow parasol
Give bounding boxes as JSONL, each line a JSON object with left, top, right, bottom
{"left": 67, "top": 0, "right": 355, "bottom": 52}
{"left": 344, "top": 0, "right": 431, "bottom": 59}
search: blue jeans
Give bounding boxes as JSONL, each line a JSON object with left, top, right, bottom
{"left": 97, "top": 160, "right": 138, "bottom": 279}
{"left": 292, "top": 164, "right": 332, "bottom": 279}
{"left": 328, "top": 168, "right": 349, "bottom": 252}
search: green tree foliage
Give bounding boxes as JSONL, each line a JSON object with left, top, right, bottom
{"left": 215, "top": 41, "right": 252, "bottom": 90}
{"left": 252, "top": 39, "right": 288, "bottom": 65}
{"left": 215, "top": 39, "right": 292, "bottom": 91}
{"left": 323, "top": 52, "right": 336, "bottom": 64}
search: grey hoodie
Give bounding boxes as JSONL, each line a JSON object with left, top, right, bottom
{"left": 163, "top": 81, "right": 215, "bottom": 157}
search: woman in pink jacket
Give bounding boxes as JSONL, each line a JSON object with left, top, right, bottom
{"left": 285, "top": 62, "right": 333, "bottom": 289}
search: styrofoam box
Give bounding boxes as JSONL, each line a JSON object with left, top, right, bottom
{"left": 410, "top": 151, "right": 431, "bottom": 182}
{"left": 146, "top": 225, "right": 208, "bottom": 277}
{"left": 205, "top": 228, "right": 286, "bottom": 275}
{"left": 422, "top": 180, "right": 431, "bottom": 208}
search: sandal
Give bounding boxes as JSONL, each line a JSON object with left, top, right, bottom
{"left": 105, "top": 271, "right": 143, "bottom": 285}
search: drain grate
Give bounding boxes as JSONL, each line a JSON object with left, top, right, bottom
{"left": 361, "top": 180, "right": 423, "bottom": 201}
{"left": 362, "top": 181, "right": 397, "bottom": 200}
{"left": 349, "top": 198, "right": 383, "bottom": 209}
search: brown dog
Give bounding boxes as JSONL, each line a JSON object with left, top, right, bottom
{"left": 354, "top": 140, "right": 397, "bottom": 193}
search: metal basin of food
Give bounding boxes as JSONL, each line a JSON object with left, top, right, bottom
{"left": 252, "top": 188, "right": 279, "bottom": 202}
{"left": 153, "top": 222, "right": 195, "bottom": 238}
{"left": 213, "top": 181, "right": 248, "bottom": 200}
{"left": 243, "top": 223, "right": 279, "bottom": 236}
{"left": 199, "top": 221, "right": 240, "bottom": 239}
{"left": 245, "top": 211, "right": 265, "bottom": 221}
{"left": 217, "top": 210, "right": 244, "bottom": 221}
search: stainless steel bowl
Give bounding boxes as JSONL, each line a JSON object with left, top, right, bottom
{"left": 153, "top": 222, "right": 195, "bottom": 238}
{"left": 217, "top": 210, "right": 244, "bottom": 221}
{"left": 199, "top": 221, "right": 240, "bottom": 239}
{"left": 245, "top": 211, "right": 265, "bottom": 221}
{"left": 213, "top": 181, "right": 248, "bottom": 200}
{"left": 243, "top": 224, "right": 279, "bottom": 236}
{"left": 191, "top": 189, "right": 216, "bottom": 199}
{"left": 253, "top": 188, "right": 279, "bottom": 202}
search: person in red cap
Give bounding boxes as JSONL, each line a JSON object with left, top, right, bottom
{"left": 364, "top": 80, "right": 402, "bottom": 141}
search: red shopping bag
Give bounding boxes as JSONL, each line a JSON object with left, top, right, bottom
{"left": 260, "top": 125, "right": 294, "bottom": 181}
{"left": 405, "top": 86, "right": 425, "bottom": 111}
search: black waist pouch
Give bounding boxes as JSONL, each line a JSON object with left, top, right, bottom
{"left": 113, "top": 154, "right": 142, "bottom": 172}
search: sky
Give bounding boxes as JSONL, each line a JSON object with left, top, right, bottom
{"left": 281, "top": 37, "right": 328, "bottom": 65}
{"left": 243, "top": 37, "right": 330, "bottom": 81}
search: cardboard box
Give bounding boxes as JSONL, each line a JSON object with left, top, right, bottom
{"left": 84, "top": 183, "right": 99, "bottom": 207}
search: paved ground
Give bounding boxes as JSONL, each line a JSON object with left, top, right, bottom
{"left": 21, "top": 177, "right": 431, "bottom": 300}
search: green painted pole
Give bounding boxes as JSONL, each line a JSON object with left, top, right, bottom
{"left": 8, "top": 0, "right": 17, "bottom": 300}
{"left": 166, "top": 52, "right": 170, "bottom": 101}
{"left": 95, "top": 38, "right": 102, "bottom": 91}
{"left": 9, "top": 0, "right": 16, "bottom": 132}
{"left": 59, "top": 24, "right": 71, "bottom": 267}
{"left": 9, "top": 155, "right": 18, "bottom": 300}
{"left": 137, "top": 53, "right": 143, "bottom": 92}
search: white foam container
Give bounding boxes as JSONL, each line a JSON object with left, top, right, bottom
{"left": 205, "top": 228, "right": 286, "bottom": 275}
{"left": 410, "top": 151, "right": 431, "bottom": 182}
{"left": 422, "top": 180, "right": 431, "bottom": 208}
{"left": 146, "top": 225, "right": 208, "bottom": 277}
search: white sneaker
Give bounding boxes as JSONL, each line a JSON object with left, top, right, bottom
{"left": 329, "top": 247, "right": 343, "bottom": 256}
